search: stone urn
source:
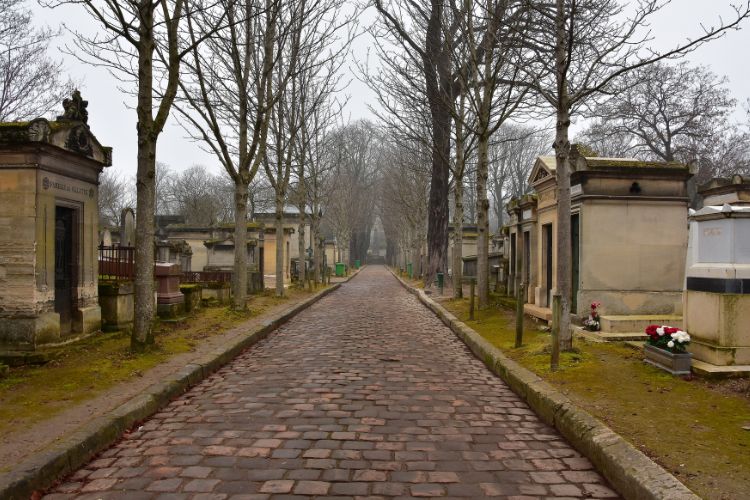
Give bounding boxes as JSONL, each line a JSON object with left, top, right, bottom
{"left": 644, "top": 344, "right": 692, "bottom": 376}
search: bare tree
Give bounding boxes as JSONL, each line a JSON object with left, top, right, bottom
{"left": 325, "top": 121, "right": 381, "bottom": 266}
{"left": 176, "top": 0, "right": 287, "bottom": 309}
{"left": 452, "top": 0, "right": 534, "bottom": 307}
{"left": 379, "top": 134, "right": 431, "bottom": 275}
{"left": 372, "top": 0, "right": 458, "bottom": 286}
{"left": 98, "top": 169, "right": 135, "bottom": 227}
{"left": 163, "top": 165, "right": 231, "bottom": 224}
{"left": 580, "top": 61, "right": 749, "bottom": 200}
{"left": 44, "top": 0, "right": 226, "bottom": 350}
{"left": 488, "top": 124, "right": 550, "bottom": 230}
{"left": 522, "top": 0, "right": 750, "bottom": 358}
{"left": 0, "top": 0, "right": 75, "bottom": 121}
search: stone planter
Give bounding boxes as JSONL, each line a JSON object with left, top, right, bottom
{"left": 644, "top": 343, "right": 692, "bottom": 375}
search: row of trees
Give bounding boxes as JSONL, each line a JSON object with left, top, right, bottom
{"left": 369, "top": 0, "right": 750, "bottom": 362}
{"left": 3, "top": 0, "right": 357, "bottom": 350}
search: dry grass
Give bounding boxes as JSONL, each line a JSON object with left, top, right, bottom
{"left": 439, "top": 293, "right": 750, "bottom": 500}
{"left": 0, "top": 286, "right": 323, "bottom": 440}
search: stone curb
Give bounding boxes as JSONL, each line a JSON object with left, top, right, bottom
{"left": 389, "top": 269, "right": 699, "bottom": 500}
{"left": 0, "top": 273, "right": 360, "bottom": 500}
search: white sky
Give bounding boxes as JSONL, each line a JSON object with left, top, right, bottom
{"left": 28, "top": 1, "right": 750, "bottom": 178}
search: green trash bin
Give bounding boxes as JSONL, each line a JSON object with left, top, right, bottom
{"left": 407, "top": 262, "right": 413, "bottom": 278}
{"left": 335, "top": 262, "right": 345, "bottom": 277}
{"left": 355, "top": 259, "right": 361, "bottom": 269}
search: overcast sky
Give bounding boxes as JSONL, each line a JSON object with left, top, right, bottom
{"left": 30, "top": 1, "right": 750, "bottom": 178}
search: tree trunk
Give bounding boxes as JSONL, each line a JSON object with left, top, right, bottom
{"left": 232, "top": 180, "right": 248, "bottom": 310}
{"left": 554, "top": 0, "right": 573, "bottom": 351}
{"left": 132, "top": 21, "right": 157, "bottom": 352}
{"left": 297, "top": 204, "right": 306, "bottom": 286}
{"left": 423, "top": 0, "right": 452, "bottom": 287}
{"left": 453, "top": 177, "right": 464, "bottom": 299}
{"left": 132, "top": 134, "right": 156, "bottom": 350}
{"left": 476, "top": 131, "right": 490, "bottom": 308}
{"left": 274, "top": 193, "right": 285, "bottom": 297}
{"left": 312, "top": 214, "right": 321, "bottom": 283}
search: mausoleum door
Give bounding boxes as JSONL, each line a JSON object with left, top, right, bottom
{"left": 54, "top": 206, "right": 78, "bottom": 335}
{"left": 544, "top": 224, "right": 553, "bottom": 307}
{"left": 571, "top": 214, "right": 580, "bottom": 314}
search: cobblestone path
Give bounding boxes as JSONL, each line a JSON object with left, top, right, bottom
{"left": 46, "top": 266, "right": 618, "bottom": 499}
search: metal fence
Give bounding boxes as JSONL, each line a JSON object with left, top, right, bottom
{"left": 98, "top": 245, "right": 135, "bottom": 280}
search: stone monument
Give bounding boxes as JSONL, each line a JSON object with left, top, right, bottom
{"left": 0, "top": 91, "right": 112, "bottom": 353}
{"left": 684, "top": 176, "right": 750, "bottom": 373}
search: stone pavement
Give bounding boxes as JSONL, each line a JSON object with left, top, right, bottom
{"left": 45, "top": 266, "right": 618, "bottom": 499}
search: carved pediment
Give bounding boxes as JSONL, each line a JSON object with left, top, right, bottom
{"left": 532, "top": 168, "right": 549, "bottom": 182}
{"left": 0, "top": 91, "right": 112, "bottom": 166}
{"left": 528, "top": 156, "right": 556, "bottom": 187}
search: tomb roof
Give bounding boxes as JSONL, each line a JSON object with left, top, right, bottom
{"left": 0, "top": 91, "right": 112, "bottom": 166}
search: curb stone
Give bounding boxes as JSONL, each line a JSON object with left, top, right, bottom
{"left": 0, "top": 272, "right": 361, "bottom": 500}
{"left": 389, "top": 269, "right": 699, "bottom": 500}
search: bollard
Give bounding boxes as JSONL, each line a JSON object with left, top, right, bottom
{"left": 551, "top": 294, "right": 561, "bottom": 371}
{"left": 469, "top": 278, "right": 476, "bottom": 320}
{"left": 437, "top": 272, "right": 444, "bottom": 295}
{"left": 515, "top": 283, "right": 525, "bottom": 348}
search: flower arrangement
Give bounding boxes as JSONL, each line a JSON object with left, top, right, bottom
{"left": 645, "top": 325, "right": 691, "bottom": 353}
{"left": 582, "top": 301, "right": 601, "bottom": 331}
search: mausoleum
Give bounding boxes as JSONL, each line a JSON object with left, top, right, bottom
{"left": 0, "top": 92, "right": 111, "bottom": 352}
{"left": 506, "top": 146, "right": 692, "bottom": 335}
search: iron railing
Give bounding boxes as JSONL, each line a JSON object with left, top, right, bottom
{"left": 98, "top": 245, "right": 135, "bottom": 280}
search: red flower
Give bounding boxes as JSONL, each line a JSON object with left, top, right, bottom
{"left": 645, "top": 325, "right": 659, "bottom": 337}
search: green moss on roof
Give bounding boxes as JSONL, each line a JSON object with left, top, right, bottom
{"left": 586, "top": 158, "right": 686, "bottom": 169}
{"left": 0, "top": 121, "right": 30, "bottom": 128}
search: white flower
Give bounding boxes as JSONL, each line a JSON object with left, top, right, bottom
{"left": 667, "top": 340, "right": 675, "bottom": 348}
{"left": 656, "top": 327, "right": 665, "bottom": 336}
{"left": 670, "top": 331, "right": 691, "bottom": 343}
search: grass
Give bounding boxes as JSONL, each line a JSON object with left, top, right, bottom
{"left": 0, "top": 286, "right": 322, "bottom": 445}
{"left": 439, "top": 293, "right": 750, "bottom": 500}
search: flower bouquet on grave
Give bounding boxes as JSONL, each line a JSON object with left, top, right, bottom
{"left": 645, "top": 325, "right": 691, "bottom": 353}
{"left": 582, "top": 301, "right": 601, "bottom": 331}
{"left": 643, "top": 325, "right": 692, "bottom": 375}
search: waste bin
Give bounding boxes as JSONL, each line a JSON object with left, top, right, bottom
{"left": 335, "top": 262, "right": 345, "bottom": 277}
{"left": 407, "top": 262, "right": 413, "bottom": 278}
{"left": 355, "top": 259, "right": 361, "bottom": 269}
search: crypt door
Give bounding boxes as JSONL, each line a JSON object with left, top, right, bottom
{"left": 55, "top": 206, "right": 78, "bottom": 335}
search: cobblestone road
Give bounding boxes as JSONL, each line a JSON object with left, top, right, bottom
{"left": 46, "top": 266, "right": 617, "bottom": 499}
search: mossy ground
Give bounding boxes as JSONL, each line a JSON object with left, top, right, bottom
{"left": 0, "top": 286, "right": 321, "bottom": 443}
{"left": 440, "top": 293, "right": 750, "bottom": 500}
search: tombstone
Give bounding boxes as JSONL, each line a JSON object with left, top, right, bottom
{"left": 120, "top": 208, "right": 135, "bottom": 246}
{"left": 684, "top": 176, "right": 750, "bottom": 372}
{"left": 0, "top": 91, "right": 112, "bottom": 352}
{"left": 100, "top": 228, "right": 112, "bottom": 247}
{"left": 155, "top": 262, "right": 185, "bottom": 319}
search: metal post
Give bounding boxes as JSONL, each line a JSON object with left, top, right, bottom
{"left": 551, "top": 294, "right": 561, "bottom": 371}
{"left": 469, "top": 278, "right": 476, "bottom": 320}
{"left": 515, "top": 283, "right": 525, "bottom": 348}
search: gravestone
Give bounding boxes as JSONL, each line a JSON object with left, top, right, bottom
{"left": 121, "top": 208, "right": 135, "bottom": 246}
{"left": 100, "top": 228, "right": 112, "bottom": 246}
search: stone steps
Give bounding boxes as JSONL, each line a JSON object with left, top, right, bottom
{"left": 599, "top": 314, "right": 682, "bottom": 334}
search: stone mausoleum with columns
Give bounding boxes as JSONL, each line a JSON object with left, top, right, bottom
{"left": 0, "top": 92, "right": 111, "bottom": 353}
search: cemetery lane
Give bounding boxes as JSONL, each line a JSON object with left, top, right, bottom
{"left": 46, "top": 265, "right": 618, "bottom": 499}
